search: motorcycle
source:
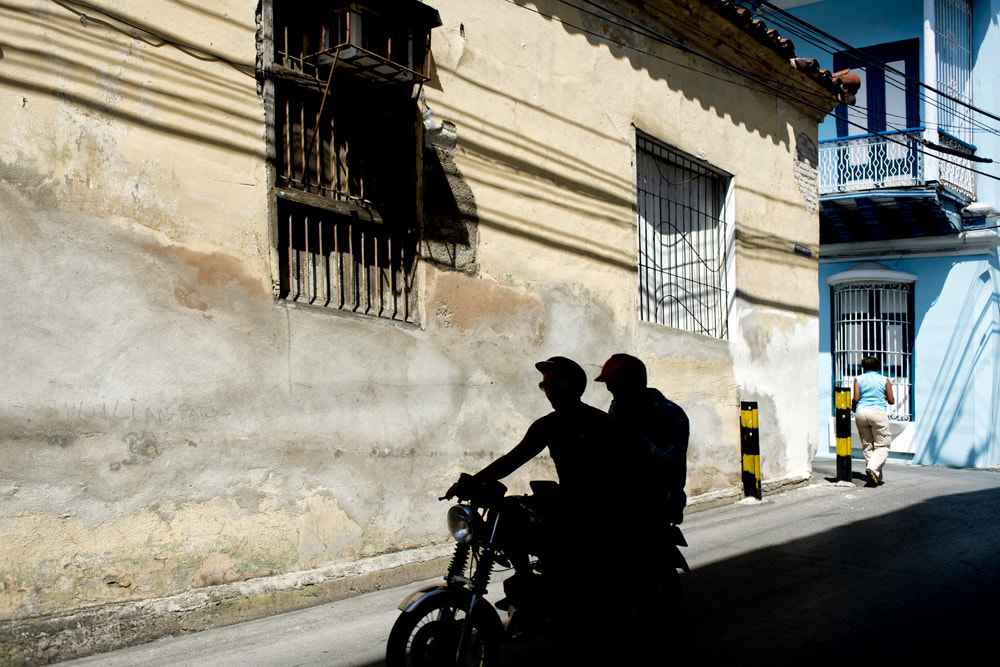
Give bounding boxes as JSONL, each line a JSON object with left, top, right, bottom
{"left": 385, "top": 474, "right": 688, "bottom": 666}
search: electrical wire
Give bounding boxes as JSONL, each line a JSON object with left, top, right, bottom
{"left": 652, "top": 1, "right": 989, "bottom": 143}
{"left": 749, "top": 0, "right": 1000, "bottom": 137}
{"left": 535, "top": 0, "right": 1000, "bottom": 181}
{"left": 51, "top": 0, "right": 1000, "bottom": 183}
{"left": 564, "top": 0, "right": 1000, "bottom": 181}
{"left": 50, "top": 0, "right": 255, "bottom": 74}
{"left": 663, "top": 1, "right": 1000, "bottom": 144}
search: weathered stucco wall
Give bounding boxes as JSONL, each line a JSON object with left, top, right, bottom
{"left": 0, "top": 0, "right": 828, "bottom": 625}
{"left": 425, "top": 0, "right": 823, "bottom": 490}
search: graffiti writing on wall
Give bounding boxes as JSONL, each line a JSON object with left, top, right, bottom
{"left": 60, "top": 399, "right": 228, "bottom": 424}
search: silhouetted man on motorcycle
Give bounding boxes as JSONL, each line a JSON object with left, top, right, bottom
{"left": 595, "top": 353, "right": 689, "bottom": 644}
{"left": 442, "top": 355, "right": 686, "bottom": 656}
{"left": 595, "top": 353, "right": 688, "bottom": 526}
{"left": 445, "top": 356, "right": 617, "bottom": 595}
{"left": 451, "top": 356, "right": 615, "bottom": 502}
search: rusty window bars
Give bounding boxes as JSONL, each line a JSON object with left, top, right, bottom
{"left": 269, "top": 1, "right": 437, "bottom": 324}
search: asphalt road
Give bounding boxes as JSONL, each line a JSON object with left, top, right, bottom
{"left": 60, "top": 458, "right": 1000, "bottom": 666}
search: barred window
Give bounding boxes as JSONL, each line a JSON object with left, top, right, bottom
{"left": 267, "top": 1, "right": 440, "bottom": 322}
{"left": 831, "top": 276, "right": 915, "bottom": 421}
{"left": 637, "top": 133, "right": 733, "bottom": 338}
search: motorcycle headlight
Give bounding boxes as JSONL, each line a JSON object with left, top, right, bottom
{"left": 447, "top": 505, "right": 477, "bottom": 543}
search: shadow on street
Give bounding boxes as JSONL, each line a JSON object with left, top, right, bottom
{"left": 365, "top": 481, "right": 1000, "bottom": 665}
{"left": 670, "top": 483, "right": 1000, "bottom": 664}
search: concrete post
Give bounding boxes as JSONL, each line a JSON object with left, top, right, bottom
{"left": 835, "top": 386, "right": 853, "bottom": 482}
{"left": 740, "top": 402, "right": 761, "bottom": 500}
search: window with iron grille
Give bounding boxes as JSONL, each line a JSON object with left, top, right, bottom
{"left": 636, "top": 133, "right": 733, "bottom": 338}
{"left": 831, "top": 282, "right": 914, "bottom": 421}
{"left": 266, "top": 1, "right": 440, "bottom": 322}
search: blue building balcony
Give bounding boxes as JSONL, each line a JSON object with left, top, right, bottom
{"left": 817, "top": 128, "right": 978, "bottom": 244}
{"left": 819, "top": 129, "right": 924, "bottom": 195}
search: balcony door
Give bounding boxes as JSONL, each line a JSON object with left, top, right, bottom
{"left": 835, "top": 39, "right": 920, "bottom": 137}
{"left": 832, "top": 40, "right": 921, "bottom": 190}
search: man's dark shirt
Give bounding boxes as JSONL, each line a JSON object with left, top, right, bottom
{"left": 609, "top": 388, "right": 689, "bottom": 524}
{"left": 522, "top": 402, "right": 616, "bottom": 499}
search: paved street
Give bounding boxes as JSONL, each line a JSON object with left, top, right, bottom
{"left": 61, "top": 459, "right": 1000, "bottom": 666}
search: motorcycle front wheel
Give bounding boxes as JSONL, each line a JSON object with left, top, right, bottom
{"left": 386, "top": 595, "right": 501, "bottom": 667}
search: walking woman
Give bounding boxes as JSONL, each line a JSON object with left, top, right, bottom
{"left": 852, "top": 356, "right": 895, "bottom": 487}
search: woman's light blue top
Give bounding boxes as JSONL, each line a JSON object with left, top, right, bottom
{"left": 856, "top": 371, "right": 888, "bottom": 412}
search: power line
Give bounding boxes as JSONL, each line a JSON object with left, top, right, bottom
{"left": 685, "top": 1, "right": 1000, "bottom": 144}
{"left": 573, "top": 0, "right": 997, "bottom": 175}
{"left": 502, "top": 0, "right": 1000, "bottom": 184}
{"left": 749, "top": 0, "right": 1000, "bottom": 135}
{"left": 51, "top": 0, "right": 255, "bottom": 73}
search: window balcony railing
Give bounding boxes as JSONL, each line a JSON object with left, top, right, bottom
{"left": 936, "top": 130, "right": 977, "bottom": 200}
{"left": 818, "top": 128, "right": 924, "bottom": 196}
{"left": 818, "top": 128, "right": 977, "bottom": 200}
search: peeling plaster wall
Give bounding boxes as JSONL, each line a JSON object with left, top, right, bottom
{"left": 425, "top": 0, "right": 824, "bottom": 495}
{"left": 0, "top": 0, "right": 827, "bottom": 622}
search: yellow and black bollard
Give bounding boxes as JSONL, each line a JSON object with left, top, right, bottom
{"left": 835, "top": 386, "right": 852, "bottom": 482}
{"left": 740, "top": 402, "right": 761, "bottom": 500}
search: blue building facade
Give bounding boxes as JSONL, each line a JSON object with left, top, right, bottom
{"left": 765, "top": 0, "right": 1000, "bottom": 467}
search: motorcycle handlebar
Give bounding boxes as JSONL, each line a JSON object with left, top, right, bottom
{"left": 442, "top": 473, "right": 507, "bottom": 504}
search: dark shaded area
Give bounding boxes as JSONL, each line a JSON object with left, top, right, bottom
{"left": 421, "top": 122, "right": 479, "bottom": 274}
{"left": 820, "top": 192, "right": 961, "bottom": 244}
{"left": 369, "top": 482, "right": 1000, "bottom": 666}
{"left": 674, "top": 486, "right": 1000, "bottom": 664}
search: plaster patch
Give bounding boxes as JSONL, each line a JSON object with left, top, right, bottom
{"left": 730, "top": 303, "right": 819, "bottom": 477}
{"left": 0, "top": 497, "right": 299, "bottom": 619}
{"left": 125, "top": 431, "right": 160, "bottom": 462}
{"left": 173, "top": 278, "right": 210, "bottom": 311}
{"left": 429, "top": 270, "right": 542, "bottom": 338}
{"left": 295, "top": 494, "right": 363, "bottom": 569}
{"left": 192, "top": 553, "right": 243, "bottom": 587}
{"left": 141, "top": 240, "right": 268, "bottom": 310}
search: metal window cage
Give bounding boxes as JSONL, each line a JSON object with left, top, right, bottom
{"left": 277, "top": 1, "right": 441, "bottom": 85}
{"left": 270, "top": 0, "right": 432, "bottom": 323}
{"left": 832, "top": 281, "right": 914, "bottom": 421}
{"left": 637, "top": 134, "right": 732, "bottom": 339}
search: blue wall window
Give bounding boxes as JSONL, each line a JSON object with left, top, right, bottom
{"left": 832, "top": 281, "right": 915, "bottom": 421}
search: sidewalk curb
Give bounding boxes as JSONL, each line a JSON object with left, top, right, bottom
{"left": 0, "top": 545, "right": 453, "bottom": 666}
{"left": 0, "top": 477, "right": 812, "bottom": 666}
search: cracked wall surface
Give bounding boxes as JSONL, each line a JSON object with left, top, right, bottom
{"left": 0, "top": 0, "right": 828, "bottom": 623}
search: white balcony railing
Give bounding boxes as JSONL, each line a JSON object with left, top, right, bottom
{"left": 937, "top": 131, "right": 977, "bottom": 200}
{"left": 819, "top": 129, "right": 924, "bottom": 195}
{"left": 819, "top": 128, "right": 977, "bottom": 200}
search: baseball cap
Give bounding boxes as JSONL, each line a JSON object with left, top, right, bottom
{"left": 534, "top": 356, "right": 587, "bottom": 396}
{"left": 595, "top": 353, "right": 646, "bottom": 384}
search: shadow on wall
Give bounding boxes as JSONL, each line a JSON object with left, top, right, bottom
{"left": 0, "top": 1, "right": 822, "bottom": 303}
{"left": 915, "top": 262, "right": 1000, "bottom": 467}
{"left": 423, "top": 63, "right": 818, "bottom": 301}
{"left": 422, "top": 119, "right": 480, "bottom": 274}
{"left": 509, "top": 0, "right": 833, "bottom": 148}
{"left": 0, "top": 1, "right": 262, "bottom": 159}
{"left": 426, "top": 63, "right": 638, "bottom": 273}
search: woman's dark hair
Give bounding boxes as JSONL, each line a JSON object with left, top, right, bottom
{"left": 861, "top": 356, "right": 881, "bottom": 373}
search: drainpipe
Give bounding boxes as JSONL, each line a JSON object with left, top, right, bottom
{"left": 924, "top": 0, "right": 940, "bottom": 185}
